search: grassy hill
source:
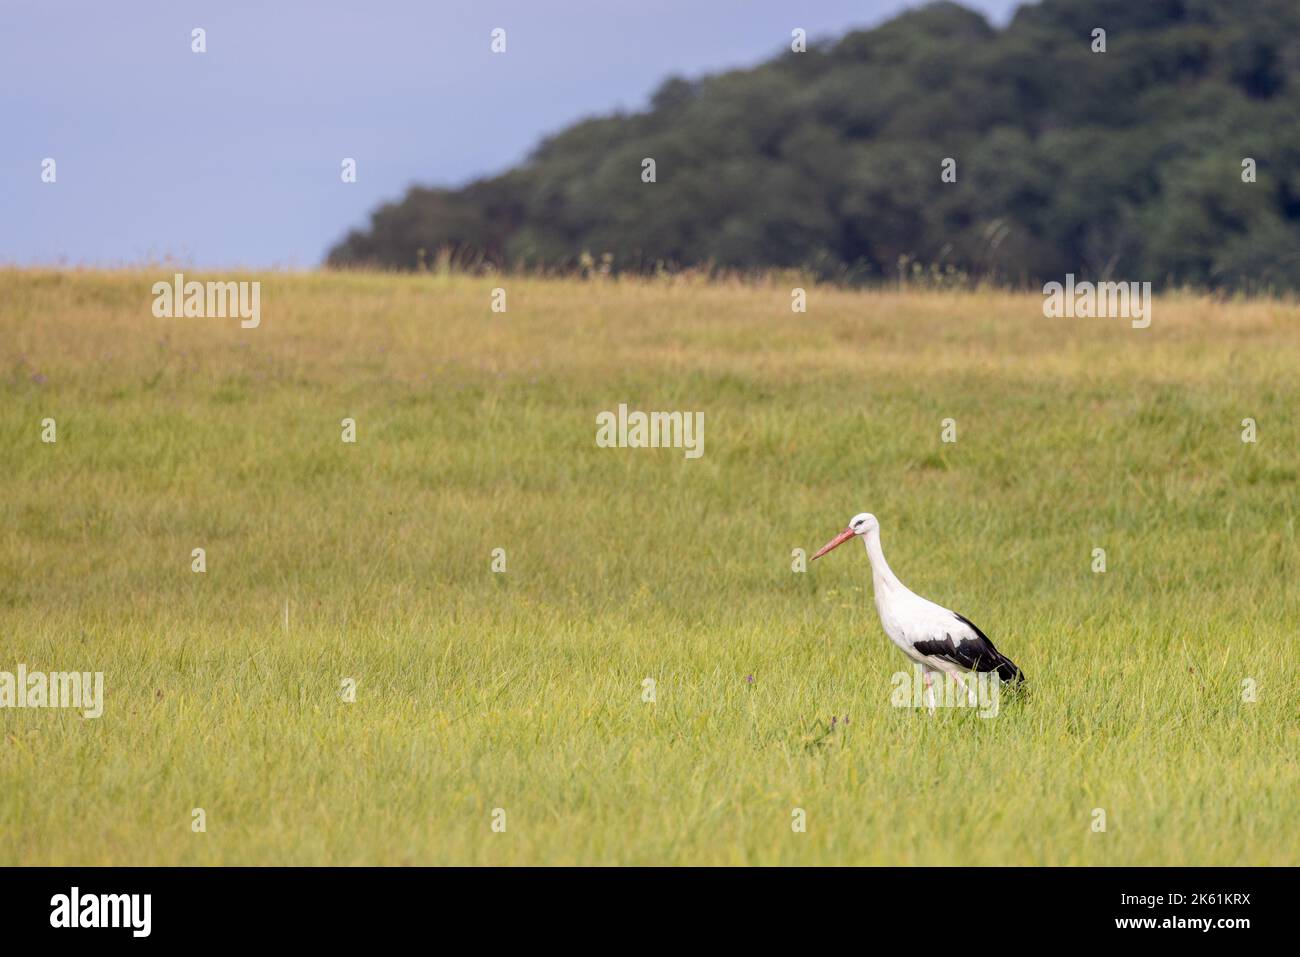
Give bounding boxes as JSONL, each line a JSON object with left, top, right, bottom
{"left": 0, "top": 269, "right": 1296, "bottom": 864}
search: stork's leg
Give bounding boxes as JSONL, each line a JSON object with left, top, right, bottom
{"left": 922, "top": 668, "right": 937, "bottom": 713}
{"left": 952, "top": 671, "right": 977, "bottom": 707}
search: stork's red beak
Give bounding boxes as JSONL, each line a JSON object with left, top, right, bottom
{"left": 811, "top": 527, "right": 855, "bottom": 561}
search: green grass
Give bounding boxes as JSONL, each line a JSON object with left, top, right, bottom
{"left": 0, "top": 268, "right": 1296, "bottom": 865}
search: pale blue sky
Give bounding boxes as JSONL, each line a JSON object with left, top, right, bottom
{"left": 1, "top": 0, "right": 1020, "bottom": 268}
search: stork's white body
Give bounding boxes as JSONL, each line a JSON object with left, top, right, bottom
{"left": 863, "top": 531, "right": 968, "bottom": 675}
{"left": 813, "top": 513, "right": 1024, "bottom": 709}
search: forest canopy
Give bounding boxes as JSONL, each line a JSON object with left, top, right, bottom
{"left": 326, "top": 0, "right": 1300, "bottom": 291}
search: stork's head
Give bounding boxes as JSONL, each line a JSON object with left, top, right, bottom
{"left": 811, "top": 512, "right": 878, "bottom": 560}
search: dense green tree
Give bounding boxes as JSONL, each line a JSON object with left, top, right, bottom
{"left": 327, "top": 0, "right": 1300, "bottom": 291}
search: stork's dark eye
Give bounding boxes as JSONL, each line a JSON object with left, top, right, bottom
{"left": 852, "top": 519, "right": 862, "bottom": 528}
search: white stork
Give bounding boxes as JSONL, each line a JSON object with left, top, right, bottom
{"left": 812, "top": 513, "right": 1024, "bottom": 709}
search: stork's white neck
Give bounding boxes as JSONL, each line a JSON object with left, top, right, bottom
{"left": 862, "top": 529, "right": 904, "bottom": 595}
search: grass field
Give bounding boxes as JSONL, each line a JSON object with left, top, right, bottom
{"left": 0, "top": 269, "right": 1296, "bottom": 865}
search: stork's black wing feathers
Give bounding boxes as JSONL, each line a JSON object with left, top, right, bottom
{"left": 912, "top": 613, "right": 1025, "bottom": 684}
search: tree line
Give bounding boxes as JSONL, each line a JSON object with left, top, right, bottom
{"left": 327, "top": 0, "right": 1300, "bottom": 292}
